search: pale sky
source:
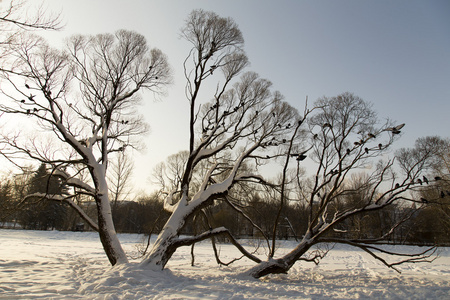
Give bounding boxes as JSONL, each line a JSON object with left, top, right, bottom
{"left": 5, "top": 0, "right": 450, "bottom": 196}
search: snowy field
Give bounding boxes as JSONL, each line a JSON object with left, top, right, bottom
{"left": 0, "top": 229, "right": 449, "bottom": 299}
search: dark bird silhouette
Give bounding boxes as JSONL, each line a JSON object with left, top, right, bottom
{"left": 21, "top": 99, "right": 25, "bottom": 103}
{"left": 346, "top": 148, "right": 351, "bottom": 155}
{"left": 378, "top": 143, "right": 383, "bottom": 150}
{"left": 282, "top": 139, "right": 287, "bottom": 143}
{"left": 364, "top": 147, "right": 369, "bottom": 154}
{"left": 272, "top": 112, "right": 276, "bottom": 117}
{"left": 435, "top": 176, "right": 442, "bottom": 181}
{"left": 423, "top": 176, "right": 429, "bottom": 184}
{"left": 323, "top": 123, "right": 332, "bottom": 129}
{"left": 291, "top": 151, "right": 307, "bottom": 161}
{"left": 313, "top": 134, "right": 318, "bottom": 139}
{"left": 28, "top": 94, "right": 35, "bottom": 101}
{"left": 296, "top": 155, "right": 307, "bottom": 161}
{"left": 368, "top": 133, "right": 376, "bottom": 139}
{"left": 417, "top": 178, "right": 423, "bottom": 185}
{"left": 386, "top": 123, "right": 405, "bottom": 135}
{"left": 155, "top": 76, "right": 158, "bottom": 80}
{"left": 25, "top": 83, "right": 30, "bottom": 89}
{"left": 354, "top": 141, "right": 361, "bottom": 146}
{"left": 395, "top": 183, "right": 400, "bottom": 189}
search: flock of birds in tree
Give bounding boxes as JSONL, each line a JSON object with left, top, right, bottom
{"left": 394, "top": 175, "right": 448, "bottom": 204}
{"left": 319, "top": 122, "right": 406, "bottom": 158}
{"left": 22, "top": 80, "right": 448, "bottom": 203}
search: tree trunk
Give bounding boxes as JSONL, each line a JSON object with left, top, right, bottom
{"left": 246, "top": 240, "right": 312, "bottom": 278}
{"left": 139, "top": 226, "right": 179, "bottom": 270}
{"left": 96, "top": 194, "right": 128, "bottom": 266}
{"left": 140, "top": 198, "right": 192, "bottom": 269}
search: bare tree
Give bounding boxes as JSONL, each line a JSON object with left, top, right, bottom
{"left": 152, "top": 151, "right": 190, "bottom": 194}
{"left": 401, "top": 136, "right": 450, "bottom": 244}
{"left": 140, "top": 9, "right": 300, "bottom": 270}
{"left": 247, "top": 93, "right": 438, "bottom": 278}
{"left": 0, "top": 0, "right": 62, "bottom": 31}
{"left": 0, "top": 29, "right": 171, "bottom": 265}
{"left": 108, "top": 151, "right": 134, "bottom": 211}
{"left": 0, "top": 0, "right": 61, "bottom": 70}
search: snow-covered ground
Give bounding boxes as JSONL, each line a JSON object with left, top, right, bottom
{"left": 0, "top": 229, "right": 448, "bottom": 299}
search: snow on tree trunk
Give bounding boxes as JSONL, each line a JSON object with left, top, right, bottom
{"left": 246, "top": 239, "right": 313, "bottom": 278}
{"left": 96, "top": 194, "right": 128, "bottom": 266}
{"left": 140, "top": 145, "right": 255, "bottom": 269}
{"left": 140, "top": 197, "right": 192, "bottom": 270}
{"left": 93, "top": 165, "right": 128, "bottom": 266}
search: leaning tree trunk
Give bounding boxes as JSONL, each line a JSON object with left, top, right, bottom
{"left": 246, "top": 239, "right": 313, "bottom": 278}
{"left": 95, "top": 185, "right": 128, "bottom": 266}
{"left": 140, "top": 197, "right": 192, "bottom": 270}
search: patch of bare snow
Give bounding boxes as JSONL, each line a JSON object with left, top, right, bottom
{"left": 0, "top": 229, "right": 448, "bottom": 299}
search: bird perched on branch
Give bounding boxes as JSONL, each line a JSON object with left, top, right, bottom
{"left": 385, "top": 123, "right": 405, "bottom": 135}
{"left": 290, "top": 151, "right": 307, "bottom": 161}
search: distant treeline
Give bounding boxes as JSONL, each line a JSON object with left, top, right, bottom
{"left": 1, "top": 164, "right": 449, "bottom": 246}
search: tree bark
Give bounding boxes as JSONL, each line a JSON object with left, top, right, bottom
{"left": 246, "top": 240, "right": 312, "bottom": 278}
{"left": 139, "top": 198, "right": 191, "bottom": 269}
{"left": 96, "top": 193, "right": 128, "bottom": 266}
